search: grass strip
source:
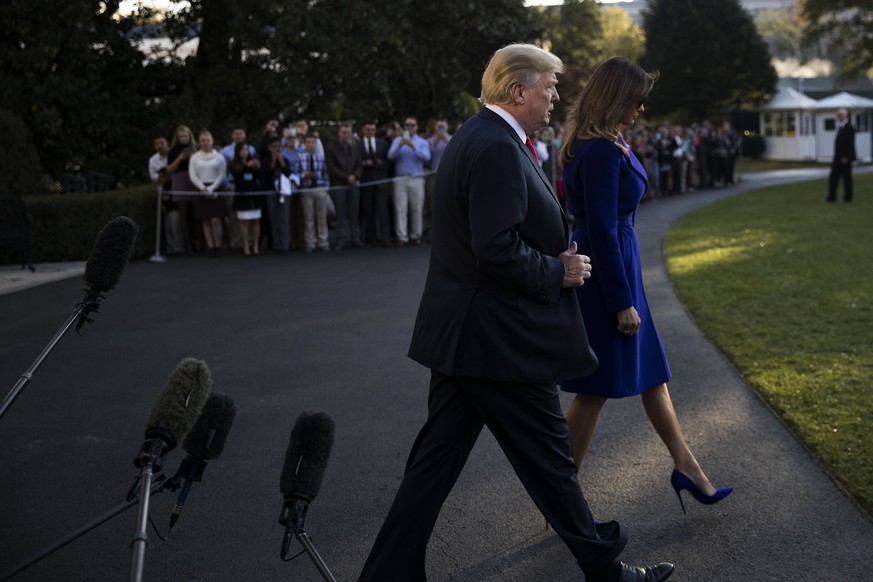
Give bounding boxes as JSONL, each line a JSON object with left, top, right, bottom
{"left": 665, "top": 174, "right": 873, "bottom": 514}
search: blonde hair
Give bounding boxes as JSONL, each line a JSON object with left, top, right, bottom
{"left": 480, "top": 44, "right": 563, "bottom": 106}
{"left": 170, "top": 124, "right": 195, "bottom": 149}
{"left": 560, "top": 57, "right": 658, "bottom": 161}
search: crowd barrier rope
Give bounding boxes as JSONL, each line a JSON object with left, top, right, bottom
{"left": 149, "top": 171, "right": 436, "bottom": 260}
{"left": 161, "top": 171, "right": 436, "bottom": 198}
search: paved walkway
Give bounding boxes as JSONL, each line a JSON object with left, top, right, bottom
{"left": 1, "top": 168, "right": 871, "bottom": 581}
{"left": 0, "top": 261, "right": 85, "bottom": 296}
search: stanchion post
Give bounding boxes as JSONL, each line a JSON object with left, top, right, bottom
{"left": 149, "top": 185, "right": 166, "bottom": 263}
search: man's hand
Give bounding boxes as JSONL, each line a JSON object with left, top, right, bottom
{"left": 559, "top": 241, "right": 592, "bottom": 288}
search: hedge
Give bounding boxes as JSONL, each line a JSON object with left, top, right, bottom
{"left": 0, "top": 185, "right": 160, "bottom": 265}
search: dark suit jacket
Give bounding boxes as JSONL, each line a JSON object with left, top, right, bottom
{"left": 407, "top": 108, "right": 598, "bottom": 384}
{"left": 834, "top": 121, "right": 856, "bottom": 163}
{"left": 358, "top": 136, "right": 390, "bottom": 182}
{"left": 326, "top": 139, "right": 362, "bottom": 186}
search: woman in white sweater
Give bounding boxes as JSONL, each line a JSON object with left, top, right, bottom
{"left": 189, "top": 129, "right": 228, "bottom": 256}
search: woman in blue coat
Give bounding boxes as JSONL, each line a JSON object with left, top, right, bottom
{"left": 559, "top": 57, "right": 731, "bottom": 513}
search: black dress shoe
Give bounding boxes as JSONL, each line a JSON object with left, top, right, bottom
{"left": 618, "top": 561, "right": 674, "bottom": 582}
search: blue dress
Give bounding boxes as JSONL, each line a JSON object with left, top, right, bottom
{"left": 560, "top": 138, "right": 671, "bottom": 398}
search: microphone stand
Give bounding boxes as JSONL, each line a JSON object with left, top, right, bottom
{"left": 279, "top": 500, "right": 338, "bottom": 582}
{"left": 129, "top": 438, "right": 168, "bottom": 582}
{"left": 1, "top": 289, "right": 103, "bottom": 421}
{"left": 0, "top": 475, "right": 175, "bottom": 582}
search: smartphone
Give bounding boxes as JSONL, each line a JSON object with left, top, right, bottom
{"left": 403, "top": 130, "right": 411, "bottom": 140}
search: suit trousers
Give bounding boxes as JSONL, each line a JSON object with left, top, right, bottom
{"left": 301, "top": 188, "right": 330, "bottom": 250}
{"left": 330, "top": 185, "right": 361, "bottom": 245}
{"left": 392, "top": 176, "right": 425, "bottom": 243}
{"left": 828, "top": 161, "right": 853, "bottom": 201}
{"left": 361, "top": 182, "right": 391, "bottom": 243}
{"left": 265, "top": 193, "right": 291, "bottom": 251}
{"left": 358, "top": 371, "right": 626, "bottom": 581}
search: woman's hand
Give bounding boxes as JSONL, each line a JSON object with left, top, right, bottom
{"left": 616, "top": 306, "right": 640, "bottom": 336}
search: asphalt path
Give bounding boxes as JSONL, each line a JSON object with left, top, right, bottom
{"left": 1, "top": 168, "right": 872, "bottom": 581}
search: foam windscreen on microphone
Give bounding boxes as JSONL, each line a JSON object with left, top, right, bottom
{"left": 280, "top": 411, "right": 335, "bottom": 504}
{"left": 183, "top": 392, "right": 236, "bottom": 460}
{"left": 83, "top": 216, "right": 138, "bottom": 292}
{"left": 144, "top": 358, "right": 212, "bottom": 450}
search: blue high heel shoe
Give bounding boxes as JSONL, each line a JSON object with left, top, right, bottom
{"left": 671, "top": 468, "right": 733, "bottom": 514}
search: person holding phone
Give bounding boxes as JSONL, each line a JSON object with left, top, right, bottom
{"left": 387, "top": 116, "right": 431, "bottom": 246}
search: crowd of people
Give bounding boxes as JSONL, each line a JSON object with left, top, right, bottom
{"left": 147, "top": 114, "right": 741, "bottom": 257}
{"left": 148, "top": 117, "right": 451, "bottom": 256}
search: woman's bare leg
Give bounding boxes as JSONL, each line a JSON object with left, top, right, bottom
{"left": 202, "top": 220, "right": 215, "bottom": 249}
{"left": 641, "top": 383, "right": 716, "bottom": 495}
{"left": 239, "top": 219, "right": 250, "bottom": 254}
{"left": 566, "top": 393, "right": 607, "bottom": 471}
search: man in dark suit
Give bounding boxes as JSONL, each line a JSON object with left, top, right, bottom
{"left": 828, "top": 108, "right": 856, "bottom": 203}
{"left": 358, "top": 121, "right": 392, "bottom": 245}
{"left": 358, "top": 44, "right": 674, "bottom": 582}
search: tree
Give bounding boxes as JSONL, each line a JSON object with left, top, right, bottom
{"left": 755, "top": 6, "right": 810, "bottom": 61}
{"left": 0, "top": 0, "right": 153, "bottom": 186}
{"left": 540, "top": 0, "right": 602, "bottom": 69}
{"left": 801, "top": 0, "right": 873, "bottom": 78}
{"left": 1, "top": 0, "right": 542, "bottom": 189}
{"left": 599, "top": 6, "right": 645, "bottom": 64}
{"left": 536, "top": 0, "right": 603, "bottom": 121}
{"left": 0, "top": 109, "right": 43, "bottom": 196}
{"left": 157, "top": 0, "right": 541, "bottom": 129}
{"left": 640, "top": 0, "right": 777, "bottom": 122}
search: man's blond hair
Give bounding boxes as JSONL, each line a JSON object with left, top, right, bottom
{"left": 480, "top": 44, "right": 563, "bottom": 106}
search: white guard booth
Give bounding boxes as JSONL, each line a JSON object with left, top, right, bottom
{"left": 811, "top": 92, "right": 873, "bottom": 163}
{"left": 759, "top": 87, "right": 818, "bottom": 161}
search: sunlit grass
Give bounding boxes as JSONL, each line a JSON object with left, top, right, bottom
{"left": 665, "top": 174, "right": 873, "bottom": 514}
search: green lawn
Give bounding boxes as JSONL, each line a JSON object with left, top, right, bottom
{"left": 735, "top": 158, "right": 825, "bottom": 173}
{"left": 664, "top": 174, "right": 872, "bottom": 514}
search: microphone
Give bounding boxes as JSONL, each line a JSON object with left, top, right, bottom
{"left": 278, "top": 412, "right": 336, "bottom": 579}
{"left": 169, "top": 392, "right": 236, "bottom": 529}
{"left": 280, "top": 411, "right": 335, "bottom": 518}
{"left": 84, "top": 216, "right": 139, "bottom": 293}
{"left": 129, "top": 358, "right": 211, "bottom": 582}
{"left": 135, "top": 358, "right": 213, "bottom": 472}
{"left": 77, "top": 216, "right": 138, "bottom": 333}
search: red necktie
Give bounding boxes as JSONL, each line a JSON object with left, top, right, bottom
{"left": 525, "top": 136, "right": 538, "bottom": 161}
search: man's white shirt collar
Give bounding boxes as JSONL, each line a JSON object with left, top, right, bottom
{"left": 486, "top": 104, "right": 527, "bottom": 145}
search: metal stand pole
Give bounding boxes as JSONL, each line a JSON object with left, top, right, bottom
{"left": 0, "top": 476, "right": 170, "bottom": 582}
{"left": 1, "top": 290, "right": 101, "bottom": 422}
{"left": 150, "top": 186, "right": 166, "bottom": 263}
{"left": 128, "top": 439, "right": 165, "bottom": 582}
{"left": 293, "top": 529, "right": 338, "bottom": 582}
{"left": 279, "top": 500, "right": 337, "bottom": 582}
